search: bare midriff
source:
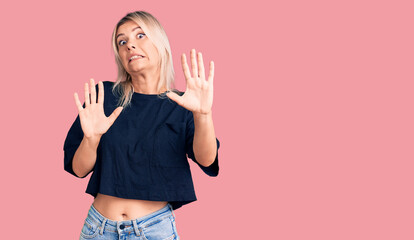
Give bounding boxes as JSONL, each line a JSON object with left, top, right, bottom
{"left": 92, "top": 193, "right": 168, "bottom": 221}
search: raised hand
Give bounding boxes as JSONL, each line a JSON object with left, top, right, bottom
{"left": 166, "top": 49, "right": 214, "bottom": 115}
{"left": 74, "top": 79, "right": 123, "bottom": 139}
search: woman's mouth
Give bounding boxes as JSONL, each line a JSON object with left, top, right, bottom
{"left": 129, "top": 55, "right": 145, "bottom": 63}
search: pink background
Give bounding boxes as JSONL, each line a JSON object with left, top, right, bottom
{"left": 1, "top": 0, "right": 413, "bottom": 239}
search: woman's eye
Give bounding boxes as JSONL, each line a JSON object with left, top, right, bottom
{"left": 118, "top": 34, "right": 145, "bottom": 46}
{"left": 137, "top": 33, "right": 146, "bottom": 39}
{"left": 119, "top": 40, "right": 126, "bottom": 46}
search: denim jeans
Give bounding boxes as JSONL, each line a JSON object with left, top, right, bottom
{"left": 79, "top": 203, "right": 180, "bottom": 240}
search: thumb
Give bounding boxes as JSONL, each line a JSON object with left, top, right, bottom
{"left": 166, "top": 91, "right": 183, "bottom": 106}
{"left": 108, "top": 107, "right": 123, "bottom": 125}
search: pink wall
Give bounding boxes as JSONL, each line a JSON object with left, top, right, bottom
{"left": 1, "top": 0, "right": 413, "bottom": 239}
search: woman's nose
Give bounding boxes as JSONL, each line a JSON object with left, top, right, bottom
{"left": 127, "top": 44, "right": 136, "bottom": 50}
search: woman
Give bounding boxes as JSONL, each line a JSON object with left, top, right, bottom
{"left": 63, "top": 11, "right": 220, "bottom": 240}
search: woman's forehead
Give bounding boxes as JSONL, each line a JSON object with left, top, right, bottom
{"left": 117, "top": 21, "right": 142, "bottom": 35}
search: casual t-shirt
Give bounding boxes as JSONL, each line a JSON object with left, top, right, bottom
{"left": 63, "top": 81, "right": 220, "bottom": 210}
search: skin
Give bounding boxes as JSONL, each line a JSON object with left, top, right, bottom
{"left": 116, "top": 20, "right": 166, "bottom": 94}
{"left": 73, "top": 20, "right": 217, "bottom": 221}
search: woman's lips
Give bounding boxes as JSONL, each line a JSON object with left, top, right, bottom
{"left": 129, "top": 55, "right": 145, "bottom": 63}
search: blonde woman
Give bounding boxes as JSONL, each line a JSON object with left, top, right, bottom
{"left": 63, "top": 11, "right": 220, "bottom": 240}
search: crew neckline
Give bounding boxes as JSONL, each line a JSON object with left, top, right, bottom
{"left": 132, "top": 90, "right": 169, "bottom": 100}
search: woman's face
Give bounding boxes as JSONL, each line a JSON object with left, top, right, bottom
{"left": 116, "top": 21, "right": 159, "bottom": 75}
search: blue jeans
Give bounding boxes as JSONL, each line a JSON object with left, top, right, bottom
{"left": 79, "top": 203, "right": 180, "bottom": 240}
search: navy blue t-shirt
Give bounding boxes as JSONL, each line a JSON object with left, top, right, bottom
{"left": 63, "top": 81, "right": 220, "bottom": 210}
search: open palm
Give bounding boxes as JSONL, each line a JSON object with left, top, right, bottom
{"left": 74, "top": 79, "right": 123, "bottom": 139}
{"left": 167, "top": 49, "right": 214, "bottom": 115}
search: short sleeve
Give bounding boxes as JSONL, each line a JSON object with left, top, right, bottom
{"left": 185, "top": 111, "right": 220, "bottom": 177}
{"left": 63, "top": 84, "right": 101, "bottom": 178}
{"left": 63, "top": 113, "right": 90, "bottom": 178}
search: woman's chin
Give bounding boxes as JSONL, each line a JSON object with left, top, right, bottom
{"left": 126, "top": 64, "right": 145, "bottom": 73}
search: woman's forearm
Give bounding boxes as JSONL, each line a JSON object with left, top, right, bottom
{"left": 72, "top": 136, "right": 100, "bottom": 177}
{"left": 192, "top": 111, "right": 217, "bottom": 167}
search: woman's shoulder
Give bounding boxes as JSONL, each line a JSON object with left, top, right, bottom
{"left": 100, "top": 81, "right": 120, "bottom": 102}
{"left": 102, "top": 81, "right": 115, "bottom": 87}
{"left": 101, "top": 81, "right": 118, "bottom": 95}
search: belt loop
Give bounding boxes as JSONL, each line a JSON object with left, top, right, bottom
{"left": 100, "top": 218, "right": 107, "bottom": 235}
{"left": 116, "top": 221, "right": 121, "bottom": 234}
{"left": 168, "top": 203, "right": 176, "bottom": 219}
{"left": 132, "top": 219, "right": 140, "bottom": 236}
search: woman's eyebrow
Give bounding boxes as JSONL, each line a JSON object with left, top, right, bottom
{"left": 116, "top": 27, "right": 142, "bottom": 40}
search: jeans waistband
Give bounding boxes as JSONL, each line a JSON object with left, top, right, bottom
{"left": 87, "top": 202, "right": 175, "bottom": 236}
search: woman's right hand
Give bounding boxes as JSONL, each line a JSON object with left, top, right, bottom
{"left": 73, "top": 79, "right": 123, "bottom": 140}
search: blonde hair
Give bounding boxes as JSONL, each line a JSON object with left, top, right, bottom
{"left": 110, "top": 11, "right": 178, "bottom": 108}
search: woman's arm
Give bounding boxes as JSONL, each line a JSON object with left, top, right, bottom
{"left": 193, "top": 111, "right": 217, "bottom": 167}
{"left": 166, "top": 49, "right": 218, "bottom": 167}
{"left": 71, "top": 79, "right": 123, "bottom": 177}
{"left": 72, "top": 136, "right": 100, "bottom": 178}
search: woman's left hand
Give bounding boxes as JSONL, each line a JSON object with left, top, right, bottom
{"left": 166, "top": 49, "right": 214, "bottom": 115}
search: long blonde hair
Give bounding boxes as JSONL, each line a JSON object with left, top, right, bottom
{"left": 110, "top": 11, "right": 177, "bottom": 108}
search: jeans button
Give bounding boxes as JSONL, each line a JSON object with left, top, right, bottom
{"left": 120, "top": 224, "right": 125, "bottom": 229}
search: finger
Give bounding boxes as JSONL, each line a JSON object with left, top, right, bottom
{"left": 107, "top": 107, "right": 123, "bottom": 126}
{"left": 84, "top": 82, "right": 90, "bottom": 107}
{"left": 74, "top": 92, "right": 84, "bottom": 113}
{"left": 208, "top": 61, "right": 214, "bottom": 85}
{"left": 166, "top": 91, "right": 184, "bottom": 106}
{"left": 198, "top": 52, "right": 205, "bottom": 80}
{"left": 181, "top": 54, "right": 192, "bottom": 82}
{"left": 90, "top": 78, "right": 96, "bottom": 104}
{"left": 191, "top": 49, "right": 198, "bottom": 78}
{"left": 97, "top": 81, "right": 104, "bottom": 105}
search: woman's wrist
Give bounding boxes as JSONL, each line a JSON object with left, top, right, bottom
{"left": 193, "top": 110, "right": 212, "bottom": 120}
{"left": 83, "top": 135, "right": 101, "bottom": 148}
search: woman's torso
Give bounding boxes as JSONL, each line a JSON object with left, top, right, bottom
{"left": 92, "top": 193, "right": 168, "bottom": 221}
